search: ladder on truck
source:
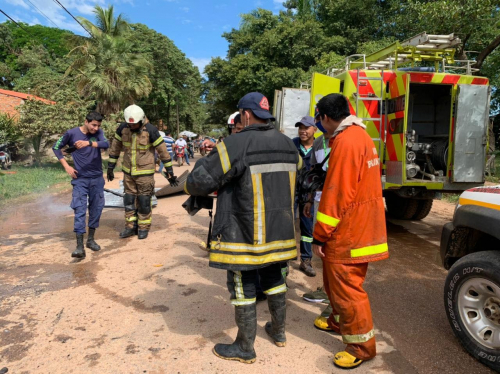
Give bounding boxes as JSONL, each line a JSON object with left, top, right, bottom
{"left": 355, "top": 69, "right": 386, "bottom": 158}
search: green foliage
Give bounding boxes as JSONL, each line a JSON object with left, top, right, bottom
{"left": 204, "top": 0, "right": 500, "bottom": 127}
{"left": 67, "top": 6, "right": 152, "bottom": 116}
{"left": 0, "top": 163, "right": 69, "bottom": 203}
{"left": 0, "top": 113, "right": 21, "bottom": 149}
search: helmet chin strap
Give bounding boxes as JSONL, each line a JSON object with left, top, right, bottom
{"left": 128, "top": 121, "right": 143, "bottom": 132}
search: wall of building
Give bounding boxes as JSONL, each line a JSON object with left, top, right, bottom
{"left": 0, "top": 93, "right": 24, "bottom": 117}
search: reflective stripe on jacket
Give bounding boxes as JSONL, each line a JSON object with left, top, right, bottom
{"left": 313, "top": 121, "right": 389, "bottom": 264}
{"left": 108, "top": 122, "right": 173, "bottom": 176}
{"left": 185, "top": 124, "right": 300, "bottom": 271}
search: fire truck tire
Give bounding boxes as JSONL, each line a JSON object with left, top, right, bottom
{"left": 444, "top": 251, "right": 500, "bottom": 372}
{"left": 385, "top": 194, "right": 419, "bottom": 220}
{"left": 412, "top": 199, "right": 433, "bottom": 220}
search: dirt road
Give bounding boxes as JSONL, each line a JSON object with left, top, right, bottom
{"left": 0, "top": 156, "right": 493, "bottom": 373}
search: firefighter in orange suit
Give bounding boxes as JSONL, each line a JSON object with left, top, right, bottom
{"left": 312, "top": 94, "right": 389, "bottom": 369}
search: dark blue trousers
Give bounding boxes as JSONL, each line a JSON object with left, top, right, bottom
{"left": 299, "top": 203, "right": 314, "bottom": 260}
{"left": 70, "top": 177, "right": 105, "bottom": 234}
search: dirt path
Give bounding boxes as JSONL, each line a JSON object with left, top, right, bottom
{"left": 0, "top": 156, "right": 493, "bottom": 373}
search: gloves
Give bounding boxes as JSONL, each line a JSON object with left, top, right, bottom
{"left": 107, "top": 168, "right": 114, "bottom": 182}
{"left": 168, "top": 175, "right": 179, "bottom": 187}
{"left": 162, "top": 170, "right": 178, "bottom": 187}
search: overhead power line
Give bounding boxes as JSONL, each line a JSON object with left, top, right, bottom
{"left": 0, "top": 8, "right": 39, "bottom": 39}
{"left": 51, "top": 0, "right": 91, "bottom": 36}
{"left": 25, "top": 0, "right": 60, "bottom": 29}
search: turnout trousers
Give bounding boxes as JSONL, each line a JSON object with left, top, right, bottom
{"left": 322, "top": 260, "right": 376, "bottom": 360}
{"left": 299, "top": 203, "right": 314, "bottom": 260}
{"left": 123, "top": 174, "right": 155, "bottom": 231}
{"left": 70, "top": 177, "right": 105, "bottom": 234}
{"left": 227, "top": 263, "right": 287, "bottom": 306}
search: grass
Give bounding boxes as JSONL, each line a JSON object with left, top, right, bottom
{"left": 0, "top": 162, "right": 70, "bottom": 203}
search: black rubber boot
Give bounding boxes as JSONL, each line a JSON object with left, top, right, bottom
{"left": 213, "top": 304, "right": 257, "bottom": 364}
{"left": 120, "top": 227, "right": 136, "bottom": 238}
{"left": 265, "top": 293, "right": 287, "bottom": 347}
{"left": 71, "top": 234, "right": 86, "bottom": 258}
{"left": 86, "top": 228, "right": 101, "bottom": 251}
{"left": 138, "top": 230, "right": 149, "bottom": 240}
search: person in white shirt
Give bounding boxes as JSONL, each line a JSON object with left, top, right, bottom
{"left": 174, "top": 136, "right": 190, "bottom": 165}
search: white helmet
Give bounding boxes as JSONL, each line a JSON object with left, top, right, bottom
{"left": 227, "top": 111, "right": 239, "bottom": 125}
{"left": 124, "top": 104, "right": 145, "bottom": 124}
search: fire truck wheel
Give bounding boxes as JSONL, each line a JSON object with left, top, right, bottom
{"left": 444, "top": 251, "right": 500, "bottom": 372}
{"left": 412, "top": 199, "right": 433, "bottom": 220}
{"left": 385, "top": 194, "right": 419, "bottom": 220}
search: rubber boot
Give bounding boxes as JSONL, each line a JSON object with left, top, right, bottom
{"left": 265, "top": 293, "right": 287, "bottom": 347}
{"left": 71, "top": 234, "right": 86, "bottom": 258}
{"left": 138, "top": 230, "right": 149, "bottom": 240}
{"left": 120, "top": 227, "right": 136, "bottom": 238}
{"left": 213, "top": 304, "right": 257, "bottom": 364}
{"left": 86, "top": 228, "right": 101, "bottom": 251}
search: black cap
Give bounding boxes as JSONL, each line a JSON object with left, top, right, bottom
{"left": 295, "top": 115, "right": 316, "bottom": 127}
{"left": 237, "top": 92, "right": 275, "bottom": 121}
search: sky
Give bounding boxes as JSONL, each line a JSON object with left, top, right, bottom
{"left": 0, "top": 0, "right": 286, "bottom": 73}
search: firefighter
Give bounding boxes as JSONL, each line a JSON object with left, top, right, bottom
{"left": 53, "top": 111, "right": 108, "bottom": 258}
{"left": 185, "top": 92, "right": 300, "bottom": 364}
{"left": 107, "top": 104, "right": 178, "bottom": 240}
{"left": 312, "top": 94, "right": 389, "bottom": 369}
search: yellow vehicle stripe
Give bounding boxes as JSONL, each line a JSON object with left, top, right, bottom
{"left": 316, "top": 211, "right": 340, "bottom": 228}
{"left": 216, "top": 142, "right": 231, "bottom": 174}
{"left": 396, "top": 75, "right": 406, "bottom": 96}
{"left": 342, "top": 329, "right": 375, "bottom": 344}
{"left": 459, "top": 198, "right": 500, "bottom": 211}
{"left": 431, "top": 74, "right": 445, "bottom": 84}
{"left": 210, "top": 248, "right": 297, "bottom": 265}
{"left": 392, "top": 134, "right": 403, "bottom": 160}
{"left": 351, "top": 243, "right": 388, "bottom": 258}
{"left": 153, "top": 136, "right": 163, "bottom": 147}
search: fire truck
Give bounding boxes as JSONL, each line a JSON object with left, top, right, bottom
{"left": 274, "top": 32, "right": 491, "bottom": 220}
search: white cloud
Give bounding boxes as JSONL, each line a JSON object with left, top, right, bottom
{"left": 189, "top": 57, "right": 211, "bottom": 75}
{"left": 273, "top": 0, "right": 283, "bottom": 8}
{"left": 181, "top": 18, "right": 192, "bottom": 24}
{"left": 180, "top": 6, "right": 189, "bottom": 12}
{"left": 5, "top": 0, "right": 29, "bottom": 10}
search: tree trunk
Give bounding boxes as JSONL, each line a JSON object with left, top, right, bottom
{"left": 473, "top": 34, "right": 500, "bottom": 69}
{"left": 32, "top": 135, "right": 42, "bottom": 166}
{"left": 176, "top": 102, "right": 180, "bottom": 138}
{"left": 166, "top": 94, "right": 171, "bottom": 131}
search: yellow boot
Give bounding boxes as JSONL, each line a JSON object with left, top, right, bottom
{"left": 314, "top": 316, "right": 333, "bottom": 331}
{"left": 333, "top": 351, "right": 363, "bottom": 369}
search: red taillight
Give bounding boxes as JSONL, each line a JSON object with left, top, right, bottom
{"left": 0, "top": 152, "right": 5, "bottom": 156}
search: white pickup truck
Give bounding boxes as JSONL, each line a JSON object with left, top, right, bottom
{"left": 441, "top": 185, "right": 500, "bottom": 371}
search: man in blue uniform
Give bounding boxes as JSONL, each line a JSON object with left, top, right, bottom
{"left": 53, "top": 111, "right": 109, "bottom": 258}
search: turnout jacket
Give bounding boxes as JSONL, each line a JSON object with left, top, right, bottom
{"left": 185, "top": 124, "right": 301, "bottom": 271}
{"left": 313, "top": 116, "right": 389, "bottom": 264}
{"left": 108, "top": 122, "right": 173, "bottom": 176}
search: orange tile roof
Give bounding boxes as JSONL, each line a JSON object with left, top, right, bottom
{"left": 0, "top": 88, "right": 55, "bottom": 105}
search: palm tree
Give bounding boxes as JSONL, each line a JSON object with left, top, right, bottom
{"left": 78, "top": 5, "right": 130, "bottom": 37}
{"left": 66, "top": 5, "right": 151, "bottom": 115}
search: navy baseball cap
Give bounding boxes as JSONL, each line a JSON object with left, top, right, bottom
{"left": 314, "top": 106, "right": 321, "bottom": 120}
{"left": 237, "top": 92, "right": 275, "bottom": 121}
{"left": 295, "top": 115, "right": 316, "bottom": 127}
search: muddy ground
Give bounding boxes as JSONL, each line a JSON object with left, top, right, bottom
{"left": 0, "top": 155, "right": 494, "bottom": 373}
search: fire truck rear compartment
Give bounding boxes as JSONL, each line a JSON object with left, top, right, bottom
{"left": 406, "top": 83, "right": 452, "bottom": 180}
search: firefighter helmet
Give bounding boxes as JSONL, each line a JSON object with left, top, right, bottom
{"left": 124, "top": 105, "right": 145, "bottom": 124}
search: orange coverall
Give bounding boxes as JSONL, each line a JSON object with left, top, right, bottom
{"left": 313, "top": 121, "right": 389, "bottom": 360}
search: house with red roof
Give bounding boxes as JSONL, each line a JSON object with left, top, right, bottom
{"left": 0, "top": 89, "right": 55, "bottom": 118}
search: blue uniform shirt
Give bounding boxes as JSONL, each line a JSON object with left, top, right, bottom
{"left": 53, "top": 127, "right": 109, "bottom": 178}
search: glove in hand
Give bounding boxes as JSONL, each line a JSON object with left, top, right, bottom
{"left": 107, "top": 168, "right": 114, "bottom": 182}
{"left": 168, "top": 176, "right": 179, "bottom": 187}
